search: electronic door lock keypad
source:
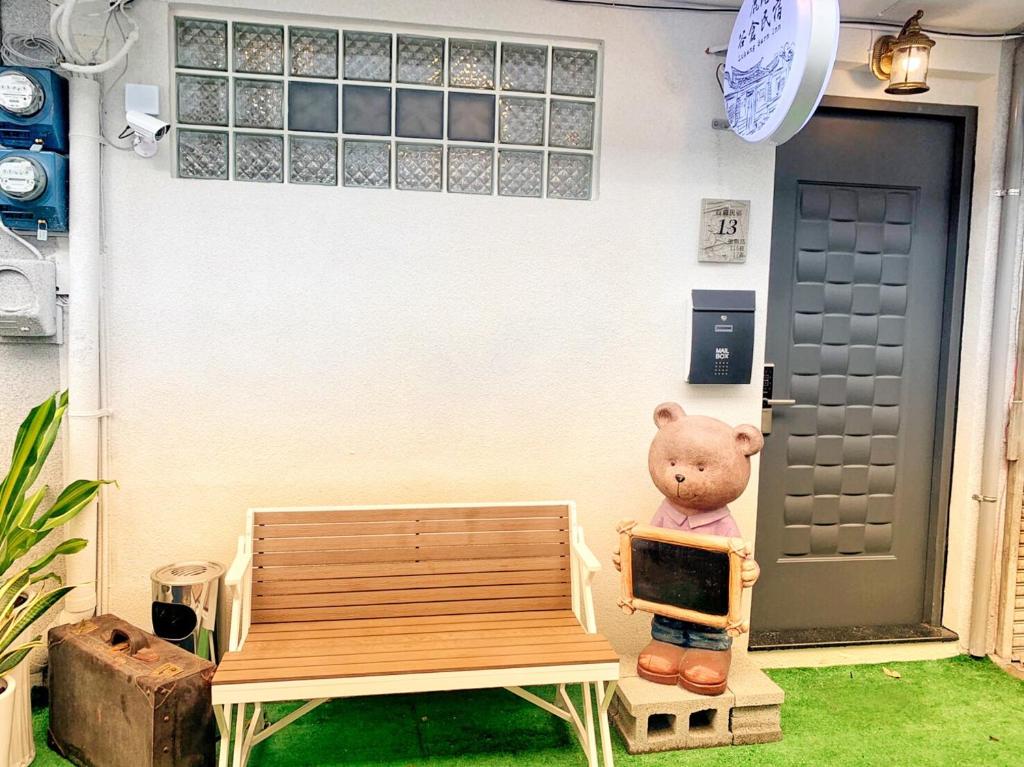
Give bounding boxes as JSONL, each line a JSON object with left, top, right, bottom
{"left": 687, "top": 289, "right": 756, "bottom": 384}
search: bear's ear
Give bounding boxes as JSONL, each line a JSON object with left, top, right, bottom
{"left": 653, "top": 402, "right": 686, "bottom": 428}
{"left": 735, "top": 424, "right": 765, "bottom": 457}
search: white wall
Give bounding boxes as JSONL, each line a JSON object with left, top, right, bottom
{"left": 0, "top": 0, "right": 1011, "bottom": 657}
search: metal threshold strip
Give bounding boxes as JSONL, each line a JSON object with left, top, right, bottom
{"left": 749, "top": 624, "right": 959, "bottom": 651}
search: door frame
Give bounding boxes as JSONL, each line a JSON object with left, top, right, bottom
{"left": 764, "top": 96, "right": 977, "bottom": 628}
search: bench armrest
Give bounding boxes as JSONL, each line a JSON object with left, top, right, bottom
{"left": 572, "top": 537, "right": 601, "bottom": 575}
{"left": 225, "top": 535, "right": 253, "bottom": 652}
{"left": 571, "top": 530, "right": 602, "bottom": 634}
{"left": 226, "top": 535, "right": 252, "bottom": 589}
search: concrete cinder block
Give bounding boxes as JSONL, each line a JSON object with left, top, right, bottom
{"left": 610, "top": 673, "right": 735, "bottom": 753}
{"left": 729, "top": 653, "right": 785, "bottom": 707}
{"left": 728, "top": 653, "right": 784, "bottom": 745}
{"left": 611, "top": 655, "right": 784, "bottom": 753}
{"left": 730, "top": 704, "right": 783, "bottom": 745}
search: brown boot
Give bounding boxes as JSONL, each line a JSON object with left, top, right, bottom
{"left": 637, "top": 640, "right": 686, "bottom": 685}
{"left": 678, "top": 647, "right": 731, "bottom": 696}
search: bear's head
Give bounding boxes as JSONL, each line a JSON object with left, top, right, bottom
{"left": 648, "top": 402, "right": 764, "bottom": 513}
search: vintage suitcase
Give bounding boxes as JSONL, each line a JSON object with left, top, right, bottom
{"left": 48, "top": 614, "right": 216, "bottom": 767}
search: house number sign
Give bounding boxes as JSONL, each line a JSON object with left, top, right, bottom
{"left": 723, "top": 0, "right": 840, "bottom": 145}
{"left": 699, "top": 199, "right": 749, "bottom": 263}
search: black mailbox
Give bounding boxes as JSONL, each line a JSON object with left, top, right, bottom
{"left": 687, "top": 289, "right": 756, "bottom": 384}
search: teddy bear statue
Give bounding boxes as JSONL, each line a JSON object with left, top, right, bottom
{"left": 615, "top": 402, "right": 762, "bottom": 696}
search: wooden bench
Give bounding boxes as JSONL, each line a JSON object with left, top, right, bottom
{"left": 212, "top": 502, "right": 620, "bottom": 767}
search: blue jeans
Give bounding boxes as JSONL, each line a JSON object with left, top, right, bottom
{"left": 651, "top": 615, "right": 732, "bottom": 651}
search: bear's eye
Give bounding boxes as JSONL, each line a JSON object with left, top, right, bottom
{"left": 670, "top": 461, "right": 676, "bottom": 467}
{"left": 698, "top": 465, "right": 706, "bottom": 472}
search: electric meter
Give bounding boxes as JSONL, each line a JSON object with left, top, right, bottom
{"left": 0, "top": 66, "right": 68, "bottom": 153}
{"left": 0, "top": 149, "right": 69, "bottom": 234}
{"left": 0, "top": 71, "right": 44, "bottom": 117}
{"left": 0, "top": 156, "right": 46, "bottom": 201}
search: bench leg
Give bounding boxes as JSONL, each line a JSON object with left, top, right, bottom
{"left": 594, "top": 681, "right": 616, "bottom": 767}
{"left": 582, "top": 683, "right": 598, "bottom": 767}
{"left": 231, "top": 704, "right": 247, "bottom": 767}
{"left": 215, "top": 704, "right": 232, "bottom": 767}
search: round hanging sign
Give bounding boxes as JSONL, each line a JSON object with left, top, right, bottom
{"left": 723, "top": 0, "right": 839, "bottom": 145}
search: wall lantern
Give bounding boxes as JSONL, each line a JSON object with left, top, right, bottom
{"left": 870, "top": 10, "right": 935, "bottom": 95}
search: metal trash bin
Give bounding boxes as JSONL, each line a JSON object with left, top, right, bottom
{"left": 150, "top": 561, "right": 224, "bottom": 661}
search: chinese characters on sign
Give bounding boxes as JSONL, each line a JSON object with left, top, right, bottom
{"left": 723, "top": 0, "right": 839, "bottom": 145}
{"left": 699, "top": 199, "right": 749, "bottom": 263}
{"left": 735, "top": 0, "right": 785, "bottom": 61}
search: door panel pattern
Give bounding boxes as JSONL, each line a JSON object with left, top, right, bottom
{"left": 782, "top": 184, "right": 916, "bottom": 559}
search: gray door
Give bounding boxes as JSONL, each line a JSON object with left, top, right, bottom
{"left": 751, "top": 106, "right": 961, "bottom": 640}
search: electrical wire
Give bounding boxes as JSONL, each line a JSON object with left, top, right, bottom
{"left": 102, "top": 10, "right": 130, "bottom": 98}
{"left": 547, "top": 0, "right": 1024, "bottom": 40}
{"left": 841, "top": 20, "right": 1024, "bottom": 42}
{"left": 98, "top": 10, "right": 134, "bottom": 152}
{"left": 0, "top": 218, "right": 44, "bottom": 259}
{"left": 1, "top": 33, "right": 62, "bottom": 68}
{"left": 49, "top": 0, "right": 139, "bottom": 73}
{"left": 551, "top": 0, "right": 735, "bottom": 12}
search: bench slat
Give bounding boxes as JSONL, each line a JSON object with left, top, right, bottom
{"left": 251, "top": 596, "right": 570, "bottom": 624}
{"left": 244, "top": 625, "right": 586, "bottom": 648}
{"left": 221, "top": 636, "right": 613, "bottom": 668}
{"left": 254, "top": 517, "right": 568, "bottom": 538}
{"left": 245, "top": 610, "right": 582, "bottom": 637}
{"left": 253, "top": 569, "right": 567, "bottom": 596}
{"left": 214, "top": 648, "right": 618, "bottom": 684}
{"left": 253, "top": 543, "right": 568, "bottom": 567}
{"left": 234, "top": 630, "right": 609, "bottom": 659}
{"left": 252, "top": 557, "right": 568, "bottom": 583}
{"left": 252, "top": 583, "right": 570, "bottom": 610}
{"left": 253, "top": 505, "right": 569, "bottom": 525}
{"left": 252, "top": 529, "right": 566, "bottom": 553}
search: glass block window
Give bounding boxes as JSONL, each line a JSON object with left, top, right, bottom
{"left": 172, "top": 16, "right": 600, "bottom": 198}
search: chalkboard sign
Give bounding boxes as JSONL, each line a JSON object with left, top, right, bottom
{"left": 617, "top": 522, "right": 746, "bottom": 632}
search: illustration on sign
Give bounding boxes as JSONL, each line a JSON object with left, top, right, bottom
{"left": 700, "top": 199, "right": 750, "bottom": 263}
{"left": 723, "top": 0, "right": 839, "bottom": 145}
{"left": 724, "top": 47, "right": 793, "bottom": 137}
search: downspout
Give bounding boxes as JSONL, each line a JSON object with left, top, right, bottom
{"left": 970, "top": 40, "right": 1024, "bottom": 658}
{"left": 58, "top": 74, "right": 103, "bottom": 624}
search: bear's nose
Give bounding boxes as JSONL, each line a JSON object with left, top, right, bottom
{"left": 675, "top": 474, "right": 685, "bottom": 483}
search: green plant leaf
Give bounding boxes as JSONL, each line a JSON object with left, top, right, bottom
{"left": 0, "top": 392, "right": 108, "bottom": 655}
{"left": 36, "top": 479, "right": 109, "bottom": 532}
{"left": 0, "top": 394, "right": 58, "bottom": 531}
{"left": 0, "top": 641, "right": 37, "bottom": 677}
{"left": 0, "top": 522, "right": 44, "bottom": 574}
{"left": 11, "top": 486, "right": 46, "bottom": 533}
{"left": 26, "top": 538, "right": 87, "bottom": 575}
{"left": 15, "top": 400, "right": 66, "bottom": 512}
{"left": 0, "top": 586, "right": 73, "bottom": 653}
{"left": 0, "top": 570, "right": 28, "bottom": 620}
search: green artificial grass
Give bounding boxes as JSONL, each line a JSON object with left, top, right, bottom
{"left": 29, "top": 655, "right": 1024, "bottom": 766}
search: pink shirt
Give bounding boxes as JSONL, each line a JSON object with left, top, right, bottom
{"left": 649, "top": 499, "right": 741, "bottom": 538}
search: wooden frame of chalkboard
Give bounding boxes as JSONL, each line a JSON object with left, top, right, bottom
{"left": 617, "top": 520, "right": 747, "bottom": 633}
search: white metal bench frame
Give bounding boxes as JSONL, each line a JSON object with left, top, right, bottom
{"left": 213, "top": 502, "right": 619, "bottom": 767}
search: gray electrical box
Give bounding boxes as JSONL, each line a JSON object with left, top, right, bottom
{"left": 687, "top": 289, "right": 755, "bottom": 384}
{"left": 0, "top": 258, "right": 57, "bottom": 340}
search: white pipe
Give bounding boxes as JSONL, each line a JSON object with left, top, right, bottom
{"left": 59, "top": 75, "right": 103, "bottom": 624}
{"left": 970, "top": 40, "right": 1024, "bottom": 657}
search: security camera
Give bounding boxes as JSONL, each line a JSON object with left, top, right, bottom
{"left": 127, "top": 110, "right": 170, "bottom": 140}
{"left": 125, "top": 110, "right": 171, "bottom": 157}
